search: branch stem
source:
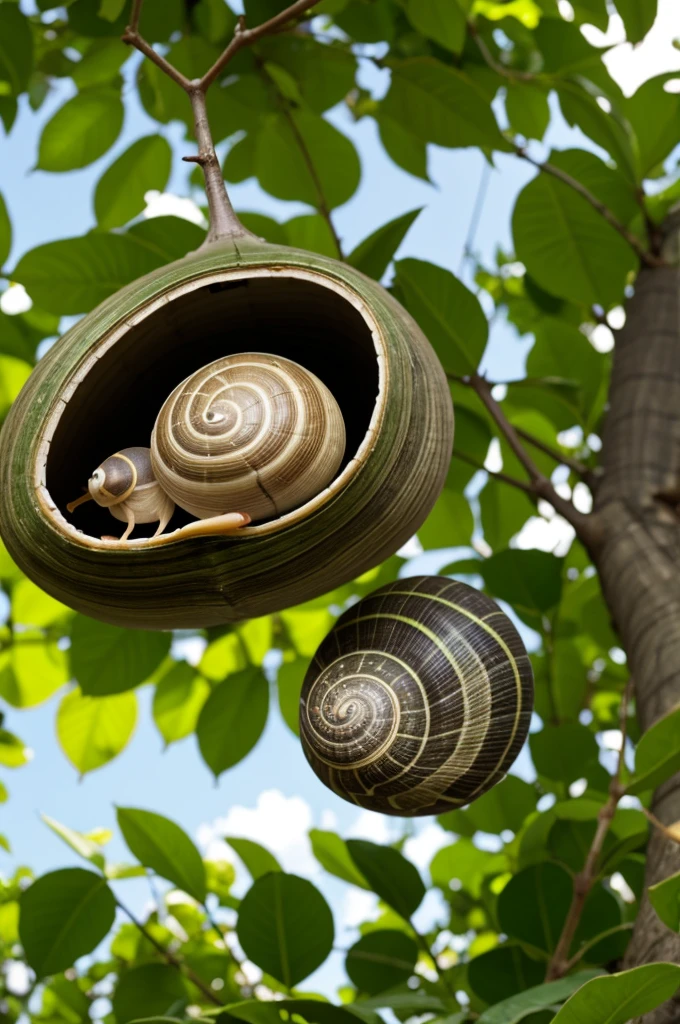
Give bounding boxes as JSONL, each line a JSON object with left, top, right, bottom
{"left": 115, "top": 897, "right": 224, "bottom": 1006}
{"left": 467, "top": 374, "right": 603, "bottom": 549}
{"left": 468, "top": 21, "right": 535, "bottom": 81}
{"left": 545, "top": 682, "right": 632, "bottom": 980}
{"left": 201, "top": 0, "right": 320, "bottom": 90}
{"left": 452, "top": 450, "right": 537, "bottom": 497}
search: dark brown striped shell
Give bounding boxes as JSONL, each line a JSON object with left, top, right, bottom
{"left": 299, "top": 576, "right": 533, "bottom": 816}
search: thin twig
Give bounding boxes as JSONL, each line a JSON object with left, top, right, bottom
{"left": 514, "top": 427, "right": 593, "bottom": 479}
{"left": 201, "top": 0, "right": 321, "bottom": 90}
{"left": 515, "top": 147, "right": 663, "bottom": 268}
{"left": 411, "top": 925, "right": 459, "bottom": 1006}
{"left": 640, "top": 807, "right": 680, "bottom": 845}
{"left": 467, "top": 374, "right": 603, "bottom": 549}
{"left": 121, "top": 27, "right": 191, "bottom": 90}
{"left": 467, "top": 21, "right": 535, "bottom": 82}
{"left": 545, "top": 681, "right": 632, "bottom": 980}
{"left": 563, "top": 923, "right": 634, "bottom": 972}
{"left": 128, "top": 0, "right": 143, "bottom": 33}
{"left": 452, "top": 450, "right": 537, "bottom": 497}
{"left": 116, "top": 898, "right": 224, "bottom": 1006}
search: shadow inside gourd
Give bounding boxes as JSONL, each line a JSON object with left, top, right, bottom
{"left": 48, "top": 275, "right": 379, "bottom": 541}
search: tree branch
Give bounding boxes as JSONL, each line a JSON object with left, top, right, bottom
{"left": 115, "top": 897, "right": 225, "bottom": 1006}
{"left": 467, "top": 21, "right": 535, "bottom": 82}
{"left": 467, "top": 374, "right": 603, "bottom": 550}
{"left": 514, "top": 427, "right": 601, "bottom": 490}
{"left": 514, "top": 147, "right": 664, "bottom": 268}
{"left": 200, "top": 0, "right": 321, "bottom": 90}
{"left": 121, "top": 27, "right": 191, "bottom": 90}
{"left": 546, "top": 681, "right": 632, "bottom": 980}
{"left": 452, "top": 449, "right": 537, "bottom": 497}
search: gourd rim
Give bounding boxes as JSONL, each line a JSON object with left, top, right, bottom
{"left": 34, "top": 262, "right": 388, "bottom": 550}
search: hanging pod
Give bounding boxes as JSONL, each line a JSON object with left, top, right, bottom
{"left": 0, "top": 235, "right": 453, "bottom": 628}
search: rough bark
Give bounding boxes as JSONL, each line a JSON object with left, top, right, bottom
{"left": 594, "top": 210, "right": 680, "bottom": 1024}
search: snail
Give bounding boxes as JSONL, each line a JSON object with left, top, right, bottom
{"left": 67, "top": 353, "right": 345, "bottom": 543}
{"left": 66, "top": 446, "right": 250, "bottom": 544}
{"left": 299, "top": 575, "right": 533, "bottom": 816}
{"left": 150, "top": 352, "right": 346, "bottom": 522}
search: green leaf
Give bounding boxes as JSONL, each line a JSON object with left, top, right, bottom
{"left": 0, "top": 638, "right": 69, "bottom": 708}
{"left": 0, "top": 355, "right": 31, "bottom": 419}
{"left": 530, "top": 723, "right": 599, "bottom": 784}
{"left": 95, "top": 136, "right": 172, "bottom": 230}
{"left": 383, "top": 58, "right": 511, "bottom": 152}
{"left": 479, "top": 549, "right": 563, "bottom": 615}
{"left": 479, "top": 479, "right": 535, "bottom": 551}
{"left": 497, "top": 862, "right": 573, "bottom": 953}
{"left": 41, "top": 813, "right": 107, "bottom": 871}
{"left": 556, "top": 82, "right": 636, "bottom": 183}
{"left": 0, "top": 191, "right": 11, "bottom": 268}
{"left": 309, "top": 830, "right": 370, "bottom": 889}
{"left": 417, "top": 485, "right": 474, "bottom": 550}
{"left": 346, "top": 839, "right": 425, "bottom": 919}
{"left": 70, "top": 614, "right": 170, "bottom": 696}
{"left": 624, "top": 75, "right": 680, "bottom": 180}
{"left": 649, "top": 871, "right": 680, "bottom": 932}
{"left": 430, "top": 838, "right": 507, "bottom": 897}
{"left": 505, "top": 82, "right": 550, "bottom": 141}
{"left": 152, "top": 662, "right": 210, "bottom": 747}
{"left": 224, "top": 999, "right": 377, "bottom": 1024}
{"left": 117, "top": 806, "right": 206, "bottom": 901}
{"left": 346, "top": 930, "right": 418, "bottom": 995}
{"left": 57, "top": 688, "right": 137, "bottom": 775}
{"left": 285, "top": 213, "right": 338, "bottom": 259}
{"left": 615, "top": 0, "right": 657, "bottom": 43}
{"left": 336, "top": 0, "right": 395, "bottom": 42}
{"left": 12, "top": 233, "right": 164, "bottom": 314}
{"left": 277, "top": 656, "right": 307, "bottom": 736}
{"left": 12, "top": 578, "right": 71, "bottom": 628}
{"left": 126, "top": 217, "right": 206, "bottom": 263}
{"left": 261, "top": 36, "right": 357, "bottom": 114}
{"left": 468, "top": 945, "right": 545, "bottom": 1006}
{"left": 405, "top": 0, "right": 469, "bottom": 54}
{"left": 512, "top": 168, "right": 638, "bottom": 307}
{"left": 19, "top": 868, "right": 115, "bottom": 978}
{"left": 377, "top": 113, "right": 429, "bottom": 182}
{"left": 225, "top": 837, "right": 282, "bottom": 880}
{"left": 255, "top": 111, "right": 361, "bottom": 210}
{"left": 238, "top": 212, "right": 287, "bottom": 246}
{"left": 0, "top": 728, "right": 31, "bottom": 768}
{"left": 440, "top": 775, "right": 537, "bottom": 836}
{"left": 0, "top": 5, "right": 33, "bottom": 95}
{"left": 526, "top": 317, "right": 606, "bottom": 429}
{"left": 194, "top": 0, "right": 237, "bottom": 44}
{"left": 236, "top": 873, "right": 334, "bottom": 986}
{"left": 113, "top": 964, "right": 188, "bottom": 1024}
{"left": 394, "top": 258, "right": 488, "bottom": 374}
{"left": 37, "top": 89, "right": 124, "bottom": 172}
{"left": 72, "top": 38, "right": 130, "bottom": 88}
{"left": 196, "top": 667, "right": 269, "bottom": 778}
{"left": 348, "top": 209, "right": 422, "bottom": 281}
{"left": 551, "top": 963, "right": 680, "bottom": 1024}
{"left": 627, "top": 705, "right": 680, "bottom": 794}
{"left": 224, "top": 133, "right": 257, "bottom": 183}
{"left": 478, "top": 970, "right": 603, "bottom": 1024}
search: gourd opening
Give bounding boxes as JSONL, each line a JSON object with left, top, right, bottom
{"left": 42, "top": 268, "right": 383, "bottom": 544}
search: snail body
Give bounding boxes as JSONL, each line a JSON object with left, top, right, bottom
{"left": 299, "top": 576, "right": 533, "bottom": 816}
{"left": 67, "top": 446, "right": 249, "bottom": 543}
{"left": 151, "top": 353, "right": 346, "bottom": 522}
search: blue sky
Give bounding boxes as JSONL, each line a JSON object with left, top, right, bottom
{"left": 2, "top": 0, "right": 680, "bottom": 1001}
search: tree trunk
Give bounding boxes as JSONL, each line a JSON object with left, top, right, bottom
{"left": 594, "top": 210, "right": 680, "bottom": 1023}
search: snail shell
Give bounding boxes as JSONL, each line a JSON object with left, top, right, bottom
{"left": 151, "top": 353, "right": 346, "bottom": 522}
{"left": 299, "top": 576, "right": 533, "bottom": 816}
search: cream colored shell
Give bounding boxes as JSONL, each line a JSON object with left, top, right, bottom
{"left": 151, "top": 353, "right": 346, "bottom": 522}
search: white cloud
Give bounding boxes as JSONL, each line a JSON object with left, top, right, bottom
{"left": 0, "top": 283, "right": 32, "bottom": 315}
{"left": 197, "top": 790, "right": 317, "bottom": 889}
{"left": 584, "top": 1, "right": 680, "bottom": 97}
{"left": 143, "top": 190, "right": 207, "bottom": 226}
{"left": 513, "top": 513, "right": 575, "bottom": 556}
{"left": 342, "top": 887, "right": 379, "bottom": 929}
{"left": 397, "top": 535, "right": 424, "bottom": 559}
{"left": 403, "top": 823, "right": 450, "bottom": 876}
{"left": 346, "top": 809, "right": 391, "bottom": 844}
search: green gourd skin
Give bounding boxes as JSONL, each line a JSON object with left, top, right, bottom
{"left": 0, "top": 237, "right": 453, "bottom": 630}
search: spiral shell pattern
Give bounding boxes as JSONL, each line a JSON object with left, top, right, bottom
{"left": 151, "top": 353, "right": 346, "bottom": 522}
{"left": 299, "top": 576, "right": 533, "bottom": 816}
